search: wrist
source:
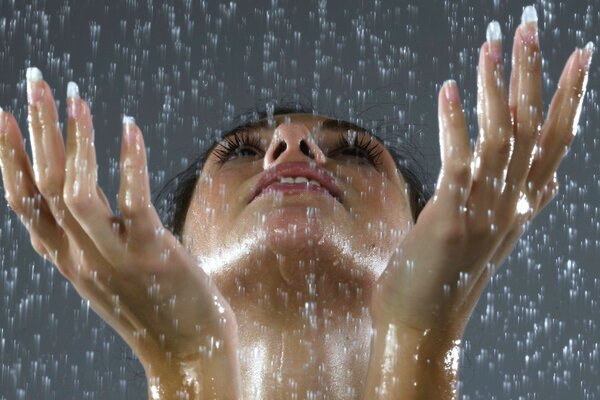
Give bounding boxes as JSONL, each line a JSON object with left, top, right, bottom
{"left": 140, "top": 330, "right": 242, "bottom": 400}
{"left": 363, "top": 320, "right": 463, "bottom": 400}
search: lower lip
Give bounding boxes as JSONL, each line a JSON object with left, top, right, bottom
{"left": 255, "top": 183, "right": 335, "bottom": 200}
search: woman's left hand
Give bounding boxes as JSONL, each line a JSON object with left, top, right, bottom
{"left": 370, "top": 13, "right": 593, "bottom": 340}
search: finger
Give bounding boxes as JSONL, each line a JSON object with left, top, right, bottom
{"left": 537, "top": 174, "right": 559, "bottom": 212}
{"left": 469, "top": 23, "right": 513, "bottom": 229}
{"left": 501, "top": 9, "right": 544, "bottom": 224}
{"left": 31, "top": 235, "right": 50, "bottom": 259}
{"left": 488, "top": 175, "right": 557, "bottom": 271}
{"left": 0, "top": 109, "right": 71, "bottom": 275}
{"left": 460, "top": 176, "right": 558, "bottom": 316}
{"left": 26, "top": 68, "right": 65, "bottom": 204}
{"left": 64, "top": 85, "right": 127, "bottom": 266}
{"left": 434, "top": 80, "right": 472, "bottom": 214}
{"left": 508, "top": 18, "right": 521, "bottom": 119}
{"left": 527, "top": 43, "right": 594, "bottom": 194}
{"left": 118, "top": 117, "right": 165, "bottom": 251}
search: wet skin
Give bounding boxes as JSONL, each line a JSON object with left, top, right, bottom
{"left": 182, "top": 114, "right": 414, "bottom": 397}
{"left": 0, "top": 6, "right": 593, "bottom": 398}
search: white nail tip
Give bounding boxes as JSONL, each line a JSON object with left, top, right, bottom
{"left": 122, "top": 115, "right": 136, "bottom": 125}
{"left": 521, "top": 5, "right": 538, "bottom": 24}
{"left": 486, "top": 21, "right": 502, "bottom": 42}
{"left": 585, "top": 41, "right": 595, "bottom": 54}
{"left": 26, "top": 67, "right": 43, "bottom": 82}
{"left": 67, "top": 81, "right": 79, "bottom": 98}
{"left": 0, "top": 106, "right": 3, "bottom": 113}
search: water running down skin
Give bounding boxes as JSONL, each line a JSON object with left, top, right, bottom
{"left": 0, "top": 5, "right": 594, "bottom": 399}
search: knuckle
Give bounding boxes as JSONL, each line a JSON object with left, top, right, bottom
{"left": 36, "top": 176, "right": 64, "bottom": 199}
{"left": 63, "top": 189, "right": 94, "bottom": 214}
{"left": 435, "top": 221, "right": 469, "bottom": 246}
{"left": 494, "top": 134, "right": 513, "bottom": 159}
{"left": 5, "top": 193, "right": 24, "bottom": 214}
{"left": 117, "top": 191, "right": 137, "bottom": 216}
{"left": 516, "top": 118, "right": 540, "bottom": 141}
{"left": 470, "top": 221, "right": 492, "bottom": 238}
{"left": 30, "top": 236, "right": 48, "bottom": 257}
{"left": 449, "top": 160, "right": 472, "bottom": 182}
{"left": 53, "top": 260, "right": 75, "bottom": 281}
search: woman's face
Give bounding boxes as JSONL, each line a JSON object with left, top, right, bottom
{"left": 182, "top": 114, "right": 414, "bottom": 292}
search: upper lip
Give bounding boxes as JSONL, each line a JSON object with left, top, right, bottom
{"left": 249, "top": 162, "right": 342, "bottom": 203}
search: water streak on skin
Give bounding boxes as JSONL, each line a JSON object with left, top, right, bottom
{"left": 192, "top": 234, "right": 265, "bottom": 276}
{"left": 239, "top": 342, "right": 267, "bottom": 399}
{"left": 444, "top": 339, "right": 462, "bottom": 398}
{"left": 379, "top": 323, "right": 399, "bottom": 395}
{"left": 181, "top": 363, "right": 202, "bottom": 396}
{"left": 149, "top": 381, "right": 160, "bottom": 400}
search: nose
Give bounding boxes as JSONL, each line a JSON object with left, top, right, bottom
{"left": 263, "top": 122, "right": 327, "bottom": 169}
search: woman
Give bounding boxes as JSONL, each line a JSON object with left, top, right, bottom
{"left": 0, "top": 5, "right": 593, "bottom": 399}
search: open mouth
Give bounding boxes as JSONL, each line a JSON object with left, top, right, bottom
{"left": 256, "top": 178, "right": 337, "bottom": 200}
{"left": 249, "top": 162, "right": 343, "bottom": 203}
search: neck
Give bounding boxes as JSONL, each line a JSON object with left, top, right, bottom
{"left": 212, "top": 250, "right": 376, "bottom": 399}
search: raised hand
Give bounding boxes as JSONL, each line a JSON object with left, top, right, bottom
{"left": 0, "top": 69, "right": 241, "bottom": 397}
{"left": 366, "top": 7, "right": 593, "bottom": 397}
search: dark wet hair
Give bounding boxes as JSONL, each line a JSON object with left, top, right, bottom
{"left": 152, "top": 105, "right": 434, "bottom": 243}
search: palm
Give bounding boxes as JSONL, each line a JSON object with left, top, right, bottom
{"left": 0, "top": 75, "right": 238, "bottom": 367}
{"left": 370, "top": 20, "right": 591, "bottom": 337}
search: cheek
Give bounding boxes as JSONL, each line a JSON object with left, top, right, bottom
{"left": 197, "top": 165, "right": 258, "bottom": 216}
{"left": 195, "top": 180, "right": 237, "bottom": 224}
{"left": 184, "top": 178, "right": 243, "bottom": 257}
{"left": 349, "top": 169, "right": 403, "bottom": 212}
{"left": 349, "top": 171, "right": 411, "bottom": 242}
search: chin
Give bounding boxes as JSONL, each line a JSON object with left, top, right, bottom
{"left": 255, "top": 209, "right": 377, "bottom": 292}
{"left": 261, "top": 205, "right": 326, "bottom": 255}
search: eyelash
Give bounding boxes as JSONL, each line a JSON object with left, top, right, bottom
{"left": 212, "top": 130, "right": 384, "bottom": 167}
{"left": 334, "top": 131, "right": 384, "bottom": 167}
{"left": 213, "top": 130, "right": 263, "bottom": 164}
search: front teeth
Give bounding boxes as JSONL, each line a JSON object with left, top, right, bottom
{"left": 279, "top": 177, "right": 321, "bottom": 186}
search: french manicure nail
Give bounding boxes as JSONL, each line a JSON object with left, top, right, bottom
{"left": 520, "top": 5, "right": 539, "bottom": 47}
{"left": 0, "top": 106, "right": 6, "bottom": 135}
{"left": 26, "top": 67, "right": 44, "bottom": 104}
{"left": 579, "top": 41, "right": 595, "bottom": 72}
{"left": 444, "top": 80, "right": 460, "bottom": 103}
{"left": 486, "top": 21, "right": 503, "bottom": 65}
{"left": 67, "top": 81, "right": 81, "bottom": 119}
{"left": 123, "top": 115, "right": 137, "bottom": 146}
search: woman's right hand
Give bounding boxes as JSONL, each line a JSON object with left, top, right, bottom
{"left": 0, "top": 69, "right": 241, "bottom": 396}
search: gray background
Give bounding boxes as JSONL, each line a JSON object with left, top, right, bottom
{"left": 0, "top": 0, "right": 599, "bottom": 398}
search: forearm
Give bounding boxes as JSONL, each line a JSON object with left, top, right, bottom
{"left": 362, "top": 322, "right": 461, "bottom": 400}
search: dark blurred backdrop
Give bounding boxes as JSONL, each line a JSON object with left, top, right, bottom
{"left": 0, "top": 0, "right": 598, "bottom": 398}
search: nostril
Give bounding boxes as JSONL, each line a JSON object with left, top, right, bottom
{"left": 273, "top": 141, "right": 287, "bottom": 159}
{"left": 299, "top": 140, "right": 313, "bottom": 158}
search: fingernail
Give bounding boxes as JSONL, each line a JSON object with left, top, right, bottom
{"left": 122, "top": 115, "right": 137, "bottom": 146}
{"left": 0, "top": 106, "right": 6, "bottom": 135}
{"left": 520, "top": 5, "right": 539, "bottom": 47}
{"left": 579, "top": 41, "right": 595, "bottom": 72}
{"left": 26, "top": 67, "right": 44, "bottom": 104}
{"left": 486, "top": 21, "right": 503, "bottom": 65}
{"left": 67, "top": 81, "right": 81, "bottom": 119}
{"left": 444, "top": 80, "right": 460, "bottom": 103}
